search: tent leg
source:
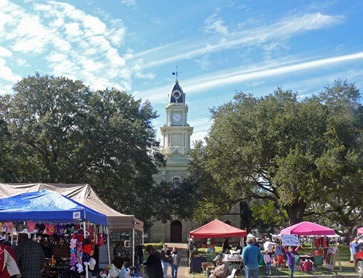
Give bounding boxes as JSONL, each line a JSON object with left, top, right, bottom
{"left": 84, "top": 222, "right": 89, "bottom": 278}
{"left": 132, "top": 228, "right": 135, "bottom": 267}
{"left": 106, "top": 226, "right": 111, "bottom": 265}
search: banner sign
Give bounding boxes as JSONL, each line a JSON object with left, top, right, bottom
{"left": 281, "top": 234, "right": 299, "bottom": 246}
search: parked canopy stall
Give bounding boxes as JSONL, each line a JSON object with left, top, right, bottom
{"left": 280, "top": 221, "right": 335, "bottom": 236}
{"left": 280, "top": 221, "right": 341, "bottom": 272}
{"left": 0, "top": 190, "right": 108, "bottom": 277}
{"left": 189, "top": 219, "right": 247, "bottom": 273}
{"left": 189, "top": 219, "right": 247, "bottom": 238}
{"left": 0, "top": 183, "right": 144, "bottom": 269}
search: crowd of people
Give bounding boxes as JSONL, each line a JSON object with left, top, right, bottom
{"left": 201, "top": 236, "right": 301, "bottom": 278}
{"left": 141, "top": 234, "right": 349, "bottom": 278}
{"left": 0, "top": 233, "right": 45, "bottom": 278}
{"left": 143, "top": 244, "right": 181, "bottom": 278}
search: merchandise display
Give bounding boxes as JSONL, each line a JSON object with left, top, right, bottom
{"left": 0, "top": 220, "right": 107, "bottom": 278}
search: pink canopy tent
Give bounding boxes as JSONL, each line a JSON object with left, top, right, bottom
{"left": 357, "top": 227, "right": 363, "bottom": 235}
{"left": 280, "top": 221, "right": 335, "bottom": 236}
{"left": 189, "top": 219, "right": 247, "bottom": 238}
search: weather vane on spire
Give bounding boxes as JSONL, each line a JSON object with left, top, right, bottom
{"left": 172, "top": 66, "right": 181, "bottom": 82}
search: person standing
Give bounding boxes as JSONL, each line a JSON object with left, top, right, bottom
{"left": 170, "top": 247, "right": 181, "bottom": 278}
{"left": 144, "top": 245, "right": 163, "bottom": 278}
{"left": 282, "top": 245, "right": 300, "bottom": 278}
{"left": 222, "top": 239, "right": 231, "bottom": 253}
{"left": 208, "top": 255, "right": 228, "bottom": 278}
{"left": 242, "top": 237, "right": 263, "bottom": 278}
{"left": 187, "top": 238, "right": 194, "bottom": 266}
{"left": 160, "top": 244, "right": 171, "bottom": 277}
{"left": 0, "top": 238, "right": 21, "bottom": 278}
{"left": 351, "top": 237, "right": 362, "bottom": 262}
{"left": 16, "top": 233, "right": 45, "bottom": 278}
{"left": 263, "top": 238, "right": 277, "bottom": 257}
{"left": 263, "top": 250, "right": 272, "bottom": 275}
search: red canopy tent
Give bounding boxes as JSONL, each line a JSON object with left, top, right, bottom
{"left": 189, "top": 219, "right": 247, "bottom": 238}
{"left": 280, "top": 221, "right": 335, "bottom": 236}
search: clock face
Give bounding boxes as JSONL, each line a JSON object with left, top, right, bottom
{"left": 173, "top": 113, "right": 181, "bottom": 122}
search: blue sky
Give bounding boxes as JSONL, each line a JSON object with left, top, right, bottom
{"left": 1, "top": 1, "right": 363, "bottom": 142}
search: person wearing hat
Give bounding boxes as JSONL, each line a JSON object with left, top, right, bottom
{"left": 208, "top": 254, "right": 227, "bottom": 278}
{"left": 242, "top": 237, "right": 263, "bottom": 278}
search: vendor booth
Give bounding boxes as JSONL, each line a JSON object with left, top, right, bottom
{"left": 0, "top": 190, "right": 108, "bottom": 277}
{"left": 189, "top": 219, "right": 247, "bottom": 273}
{"left": 0, "top": 183, "right": 144, "bottom": 273}
{"left": 280, "top": 221, "right": 341, "bottom": 272}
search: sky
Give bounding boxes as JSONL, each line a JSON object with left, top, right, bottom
{"left": 1, "top": 0, "right": 363, "bottom": 143}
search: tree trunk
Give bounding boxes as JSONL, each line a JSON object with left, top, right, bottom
{"left": 284, "top": 201, "right": 307, "bottom": 225}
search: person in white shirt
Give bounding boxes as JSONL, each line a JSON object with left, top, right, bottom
{"left": 263, "top": 238, "right": 278, "bottom": 256}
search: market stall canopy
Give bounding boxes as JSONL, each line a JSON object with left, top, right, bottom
{"left": 189, "top": 219, "right": 247, "bottom": 238}
{"left": 280, "top": 221, "right": 335, "bottom": 236}
{"left": 357, "top": 227, "right": 363, "bottom": 235}
{"left": 0, "top": 190, "right": 107, "bottom": 225}
{"left": 0, "top": 183, "right": 143, "bottom": 232}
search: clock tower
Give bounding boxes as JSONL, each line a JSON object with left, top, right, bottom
{"left": 160, "top": 80, "right": 193, "bottom": 156}
{"left": 150, "top": 79, "right": 194, "bottom": 243}
{"left": 149, "top": 77, "right": 239, "bottom": 243}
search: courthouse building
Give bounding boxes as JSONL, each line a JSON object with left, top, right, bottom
{"left": 149, "top": 78, "right": 240, "bottom": 243}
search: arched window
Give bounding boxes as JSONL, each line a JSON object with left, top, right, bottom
{"left": 172, "top": 177, "right": 180, "bottom": 189}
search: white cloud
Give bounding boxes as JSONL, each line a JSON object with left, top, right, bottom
{"left": 0, "top": 0, "right": 134, "bottom": 93}
{"left": 204, "top": 14, "right": 229, "bottom": 36}
{"left": 0, "top": 47, "right": 12, "bottom": 57}
{"left": 0, "top": 59, "right": 21, "bottom": 83}
{"left": 64, "top": 22, "right": 82, "bottom": 38}
{"left": 121, "top": 0, "right": 137, "bottom": 7}
{"left": 129, "top": 13, "right": 343, "bottom": 69}
{"left": 134, "top": 52, "right": 363, "bottom": 103}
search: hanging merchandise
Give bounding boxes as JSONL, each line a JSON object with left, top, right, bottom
{"left": 69, "top": 237, "right": 78, "bottom": 271}
{"left": 26, "top": 221, "right": 37, "bottom": 232}
{"left": 56, "top": 224, "right": 65, "bottom": 236}
{"left": 76, "top": 241, "right": 84, "bottom": 273}
{"left": 83, "top": 238, "right": 92, "bottom": 263}
{"left": 97, "top": 225, "right": 104, "bottom": 246}
{"left": 3, "top": 221, "right": 14, "bottom": 233}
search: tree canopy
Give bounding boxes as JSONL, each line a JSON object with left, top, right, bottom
{"left": 0, "top": 73, "right": 165, "bottom": 225}
{"left": 188, "top": 80, "right": 363, "bottom": 228}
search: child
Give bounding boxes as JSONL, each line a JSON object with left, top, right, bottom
{"left": 283, "top": 245, "right": 300, "bottom": 278}
{"left": 263, "top": 250, "right": 272, "bottom": 275}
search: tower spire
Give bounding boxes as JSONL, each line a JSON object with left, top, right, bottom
{"left": 172, "top": 66, "right": 181, "bottom": 82}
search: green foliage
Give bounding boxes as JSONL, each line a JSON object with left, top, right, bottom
{"left": 189, "top": 80, "right": 363, "bottom": 230}
{"left": 150, "top": 178, "right": 200, "bottom": 223}
{"left": 0, "top": 73, "right": 164, "bottom": 225}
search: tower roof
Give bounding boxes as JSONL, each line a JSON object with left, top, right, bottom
{"left": 169, "top": 80, "right": 185, "bottom": 104}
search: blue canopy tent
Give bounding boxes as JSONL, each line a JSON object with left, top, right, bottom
{"left": 0, "top": 190, "right": 109, "bottom": 272}
{"left": 0, "top": 189, "right": 107, "bottom": 225}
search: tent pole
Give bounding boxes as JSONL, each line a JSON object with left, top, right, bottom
{"left": 132, "top": 228, "right": 135, "bottom": 267}
{"left": 83, "top": 221, "right": 89, "bottom": 278}
{"left": 106, "top": 226, "right": 111, "bottom": 265}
